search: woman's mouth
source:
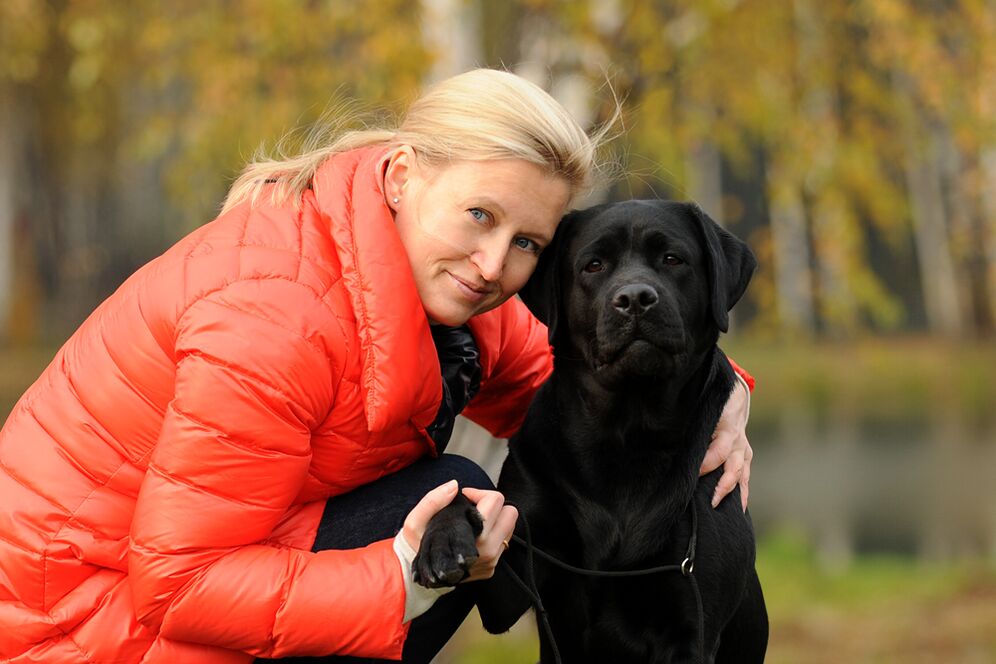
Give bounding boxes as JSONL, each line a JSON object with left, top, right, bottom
{"left": 447, "top": 272, "right": 492, "bottom": 303}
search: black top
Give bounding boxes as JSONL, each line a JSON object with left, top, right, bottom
{"left": 425, "top": 324, "right": 482, "bottom": 452}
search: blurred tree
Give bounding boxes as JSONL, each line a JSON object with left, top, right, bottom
{"left": 521, "top": 0, "right": 994, "bottom": 339}
{"left": 0, "top": 0, "right": 431, "bottom": 343}
{"left": 1, "top": 0, "right": 993, "bottom": 342}
{"left": 0, "top": 96, "right": 17, "bottom": 345}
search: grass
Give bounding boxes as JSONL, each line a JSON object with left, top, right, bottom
{"left": 757, "top": 531, "right": 996, "bottom": 663}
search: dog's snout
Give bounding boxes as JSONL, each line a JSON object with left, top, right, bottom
{"left": 612, "top": 284, "right": 659, "bottom": 316}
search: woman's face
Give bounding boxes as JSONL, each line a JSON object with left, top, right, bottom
{"left": 385, "top": 151, "right": 571, "bottom": 326}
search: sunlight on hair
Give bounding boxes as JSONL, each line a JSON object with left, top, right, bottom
{"left": 221, "top": 68, "right": 624, "bottom": 216}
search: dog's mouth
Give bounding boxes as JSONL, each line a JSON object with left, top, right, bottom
{"left": 593, "top": 332, "right": 685, "bottom": 374}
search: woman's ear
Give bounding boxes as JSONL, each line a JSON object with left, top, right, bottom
{"left": 382, "top": 145, "right": 418, "bottom": 210}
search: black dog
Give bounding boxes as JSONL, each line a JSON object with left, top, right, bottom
{"left": 415, "top": 201, "right": 768, "bottom": 663}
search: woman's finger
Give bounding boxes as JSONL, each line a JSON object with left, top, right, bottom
{"left": 461, "top": 486, "right": 500, "bottom": 505}
{"left": 401, "top": 479, "right": 459, "bottom": 549}
{"left": 711, "top": 446, "right": 745, "bottom": 508}
{"left": 700, "top": 429, "right": 733, "bottom": 475}
{"left": 740, "top": 443, "right": 753, "bottom": 512}
{"left": 488, "top": 504, "right": 518, "bottom": 551}
{"left": 463, "top": 504, "right": 518, "bottom": 583}
{"left": 462, "top": 487, "right": 505, "bottom": 536}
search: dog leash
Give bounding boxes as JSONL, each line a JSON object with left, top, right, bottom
{"left": 501, "top": 500, "right": 704, "bottom": 664}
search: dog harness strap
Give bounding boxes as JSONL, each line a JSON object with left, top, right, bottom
{"left": 425, "top": 324, "right": 482, "bottom": 453}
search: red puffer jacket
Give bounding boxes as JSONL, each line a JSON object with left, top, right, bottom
{"left": 0, "top": 146, "right": 554, "bottom": 662}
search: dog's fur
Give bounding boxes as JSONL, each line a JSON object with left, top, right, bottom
{"left": 416, "top": 201, "right": 768, "bottom": 662}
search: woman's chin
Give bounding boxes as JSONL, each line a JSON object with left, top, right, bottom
{"left": 424, "top": 304, "right": 473, "bottom": 327}
{"left": 424, "top": 299, "right": 504, "bottom": 327}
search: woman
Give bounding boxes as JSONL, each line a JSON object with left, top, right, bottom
{"left": 0, "top": 69, "right": 753, "bottom": 663}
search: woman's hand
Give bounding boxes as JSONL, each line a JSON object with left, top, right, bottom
{"left": 457, "top": 487, "right": 518, "bottom": 582}
{"left": 700, "top": 379, "right": 753, "bottom": 511}
{"left": 401, "top": 481, "right": 517, "bottom": 583}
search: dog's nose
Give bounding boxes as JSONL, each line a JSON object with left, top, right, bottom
{"left": 612, "top": 284, "right": 659, "bottom": 315}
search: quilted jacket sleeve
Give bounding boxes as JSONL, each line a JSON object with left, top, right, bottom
{"left": 128, "top": 278, "right": 409, "bottom": 659}
{"left": 727, "top": 356, "right": 756, "bottom": 392}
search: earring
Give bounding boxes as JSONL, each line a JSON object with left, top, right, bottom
{"left": 392, "top": 197, "right": 400, "bottom": 204}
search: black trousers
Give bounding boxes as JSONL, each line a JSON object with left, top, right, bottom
{"left": 259, "top": 454, "right": 494, "bottom": 663}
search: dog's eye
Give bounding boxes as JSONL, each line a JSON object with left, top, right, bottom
{"left": 663, "top": 255, "right": 684, "bottom": 266}
{"left": 583, "top": 259, "right": 604, "bottom": 273}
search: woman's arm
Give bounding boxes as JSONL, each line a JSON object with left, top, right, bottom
{"left": 701, "top": 362, "right": 754, "bottom": 511}
{"left": 129, "top": 279, "right": 410, "bottom": 660}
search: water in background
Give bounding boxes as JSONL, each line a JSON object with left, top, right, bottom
{"left": 449, "top": 401, "right": 996, "bottom": 567}
{"left": 750, "top": 403, "right": 996, "bottom": 564}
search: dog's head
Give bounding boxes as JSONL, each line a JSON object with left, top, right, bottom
{"left": 519, "top": 200, "right": 755, "bottom": 386}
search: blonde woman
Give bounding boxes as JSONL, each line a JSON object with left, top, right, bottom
{"left": 0, "top": 69, "right": 754, "bottom": 663}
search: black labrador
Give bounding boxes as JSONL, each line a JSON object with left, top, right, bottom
{"left": 415, "top": 200, "right": 768, "bottom": 663}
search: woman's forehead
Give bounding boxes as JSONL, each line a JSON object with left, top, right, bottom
{"left": 429, "top": 159, "right": 569, "bottom": 226}
{"left": 428, "top": 157, "right": 562, "bottom": 189}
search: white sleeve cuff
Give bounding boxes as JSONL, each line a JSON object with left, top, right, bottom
{"left": 734, "top": 371, "right": 751, "bottom": 424}
{"left": 392, "top": 531, "right": 455, "bottom": 623}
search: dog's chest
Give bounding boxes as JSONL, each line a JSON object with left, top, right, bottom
{"left": 569, "top": 491, "right": 685, "bottom": 571}
{"left": 547, "top": 497, "right": 699, "bottom": 661}
{"left": 557, "top": 442, "right": 694, "bottom": 568}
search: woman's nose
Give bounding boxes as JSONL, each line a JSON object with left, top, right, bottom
{"left": 471, "top": 238, "right": 507, "bottom": 282}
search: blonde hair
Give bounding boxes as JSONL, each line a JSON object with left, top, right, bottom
{"left": 221, "top": 69, "right": 617, "bottom": 214}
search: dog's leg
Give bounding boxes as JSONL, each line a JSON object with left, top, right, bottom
{"left": 472, "top": 544, "right": 543, "bottom": 634}
{"left": 413, "top": 492, "right": 483, "bottom": 587}
{"left": 714, "top": 570, "right": 768, "bottom": 664}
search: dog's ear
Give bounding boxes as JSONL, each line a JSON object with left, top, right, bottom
{"left": 517, "top": 211, "right": 576, "bottom": 343}
{"left": 689, "top": 204, "right": 757, "bottom": 333}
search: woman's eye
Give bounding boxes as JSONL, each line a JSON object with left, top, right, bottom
{"left": 513, "top": 237, "right": 540, "bottom": 254}
{"left": 663, "top": 255, "right": 684, "bottom": 266}
{"left": 469, "top": 208, "right": 490, "bottom": 223}
{"left": 583, "top": 259, "right": 604, "bottom": 273}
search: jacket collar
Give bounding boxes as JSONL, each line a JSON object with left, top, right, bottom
{"left": 311, "top": 146, "right": 441, "bottom": 435}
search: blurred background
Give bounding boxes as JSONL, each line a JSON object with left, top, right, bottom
{"left": 1, "top": 0, "right": 994, "bottom": 661}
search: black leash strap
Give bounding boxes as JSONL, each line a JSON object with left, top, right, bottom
{"left": 502, "top": 508, "right": 563, "bottom": 664}
{"left": 500, "top": 502, "right": 704, "bottom": 664}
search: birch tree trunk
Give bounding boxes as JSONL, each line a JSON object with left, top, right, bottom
{"left": 0, "top": 93, "right": 17, "bottom": 343}
{"left": 761, "top": 0, "right": 834, "bottom": 338}
{"left": 903, "top": 124, "right": 964, "bottom": 337}
{"left": 768, "top": 165, "right": 816, "bottom": 336}
{"left": 421, "top": 0, "right": 482, "bottom": 83}
{"left": 980, "top": 147, "right": 996, "bottom": 336}
{"left": 686, "top": 121, "right": 749, "bottom": 330}
{"left": 686, "top": 134, "right": 725, "bottom": 225}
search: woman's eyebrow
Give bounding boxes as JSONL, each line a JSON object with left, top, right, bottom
{"left": 534, "top": 233, "right": 554, "bottom": 247}
{"left": 474, "top": 196, "right": 506, "bottom": 217}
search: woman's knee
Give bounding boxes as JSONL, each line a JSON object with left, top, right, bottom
{"left": 432, "top": 454, "right": 494, "bottom": 491}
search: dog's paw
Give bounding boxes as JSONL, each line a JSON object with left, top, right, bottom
{"left": 412, "top": 502, "right": 484, "bottom": 588}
